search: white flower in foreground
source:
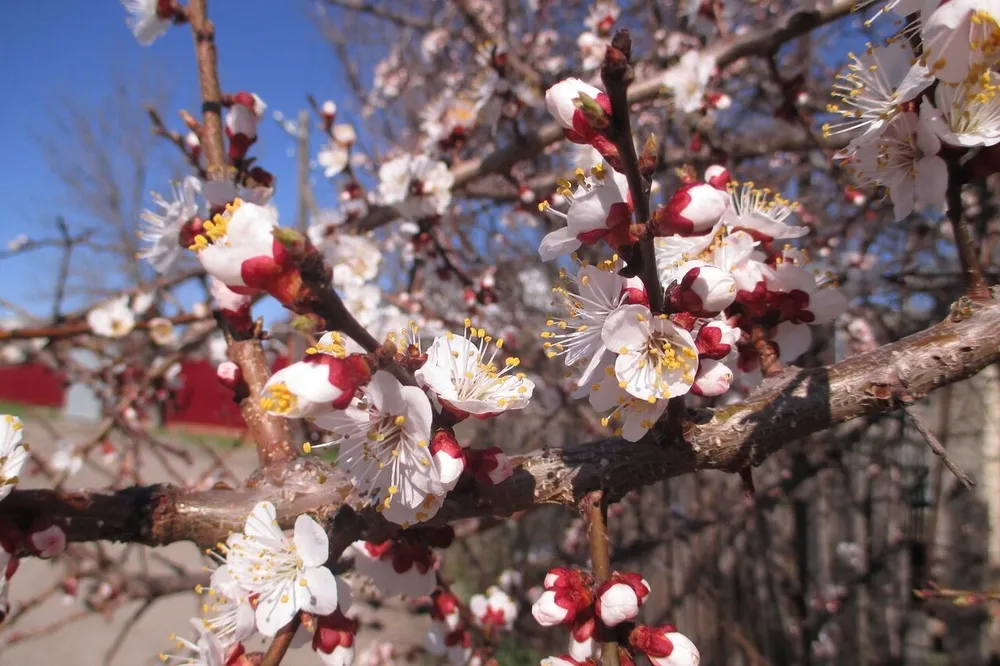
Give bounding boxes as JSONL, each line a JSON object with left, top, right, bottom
{"left": 259, "top": 332, "right": 372, "bottom": 419}
{"left": 589, "top": 374, "right": 669, "bottom": 442}
{"left": 225, "top": 502, "right": 341, "bottom": 636}
{"left": 845, "top": 110, "right": 947, "bottom": 221}
{"left": 921, "top": 69, "right": 1000, "bottom": 148}
{"left": 921, "top": 0, "right": 1000, "bottom": 84}
{"left": 158, "top": 619, "right": 226, "bottom": 666}
{"left": 87, "top": 296, "right": 137, "bottom": 338}
{"left": 723, "top": 182, "right": 807, "bottom": 241}
{"left": 539, "top": 164, "right": 633, "bottom": 261}
{"left": 602, "top": 304, "right": 699, "bottom": 402}
{"left": 200, "top": 565, "right": 256, "bottom": 647}
{"left": 139, "top": 176, "right": 201, "bottom": 273}
{"left": 543, "top": 257, "right": 629, "bottom": 388}
{"left": 545, "top": 78, "right": 608, "bottom": 141}
{"left": 822, "top": 41, "right": 932, "bottom": 145}
{"left": 470, "top": 585, "right": 518, "bottom": 631}
{"left": 311, "top": 371, "right": 458, "bottom": 526}
{"left": 0, "top": 416, "right": 27, "bottom": 502}
{"left": 662, "top": 50, "right": 717, "bottom": 114}
{"left": 190, "top": 200, "right": 288, "bottom": 294}
{"left": 122, "top": 0, "right": 172, "bottom": 46}
{"left": 416, "top": 322, "right": 534, "bottom": 419}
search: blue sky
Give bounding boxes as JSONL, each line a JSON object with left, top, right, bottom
{"left": 0, "top": 1, "right": 354, "bottom": 318}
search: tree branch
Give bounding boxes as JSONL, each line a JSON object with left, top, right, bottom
{"left": 186, "top": 0, "right": 294, "bottom": 465}
{"left": 3, "top": 293, "right": 998, "bottom": 551}
{"left": 946, "top": 154, "right": 990, "bottom": 301}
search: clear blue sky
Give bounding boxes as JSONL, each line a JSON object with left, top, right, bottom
{"left": 0, "top": 1, "right": 353, "bottom": 317}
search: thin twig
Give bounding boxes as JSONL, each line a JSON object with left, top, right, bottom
{"left": 581, "top": 490, "right": 620, "bottom": 666}
{"left": 601, "top": 29, "right": 664, "bottom": 314}
{"left": 904, "top": 406, "right": 975, "bottom": 490}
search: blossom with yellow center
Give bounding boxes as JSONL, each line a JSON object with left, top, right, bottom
{"left": 0, "top": 414, "right": 28, "bottom": 502}
{"left": 601, "top": 305, "right": 699, "bottom": 402}
{"left": 223, "top": 501, "right": 342, "bottom": 637}
{"left": 310, "top": 371, "right": 461, "bottom": 526}
{"left": 416, "top": 320, "right": 535, "bottom": 418}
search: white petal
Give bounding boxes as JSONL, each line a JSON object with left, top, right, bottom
{"left": 294, "top": 514, "right": 330, "bottom": 567}
{"left": 601, "top": 304, "right": 652, "bottom": 350}
{"left": 539, "top": 227, "right": 582, "bottom": 261}
{"left": 773, "top": 322, "right": 811, "bottom": 363}
{"left": 297, "top": 566, "right": 341, "bottom": 616}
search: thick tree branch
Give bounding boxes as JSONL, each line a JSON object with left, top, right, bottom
{"left": 4, "top": 292, "right": 999, "bottom": 550}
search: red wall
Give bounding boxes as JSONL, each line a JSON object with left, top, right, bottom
{"left": 163, "top": 360, "right": 247, "bottom": 429}
{"left": 0, "top": 364, "right": 65, "bottom": 407}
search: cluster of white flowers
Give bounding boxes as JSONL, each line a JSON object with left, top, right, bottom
{"left": 161, "top": 501, "right": 352, "bottom": 665}
{"left": 258, "top": 319, "right": 529, "bottom": 526}
{"left": 537, "top": 158, "right": 845, "bottom": 442}
{"left": 830, "top": 1, "right": 1000, "bottom": 220}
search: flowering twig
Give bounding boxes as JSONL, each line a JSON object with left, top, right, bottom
{"left": 601, "top": 29, "right": 663, "bottom": 314}
{"left": 945, "top": 155, "right": 990, "bottom": 302}
{"left": 581, "top": 490, "right": 620, "bottom": 666}
{"left": 185, "top": 0, "right": 295, "bottom": 464}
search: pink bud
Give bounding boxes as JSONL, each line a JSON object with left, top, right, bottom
{"left": 621, "top": 277, "right": 648, "bottom": 306}
{"left": 652, "top": 184, "right": 729, "bottom": 236}
{"left": 691, "top": 359, "right": 733, "bottom": 397}
{"left": 544, "top": 78, "right": 611, "bottom": 143}
{"left": 430, "top": 429, "right": 467, "bottom": 487}
{"left": 216, "top": 361, "right": 243, "bottom": 390}
{"left": 703, "top": 165, "right": 730, "bottom": 191}
{"left": 321, "top": 100, "right": 337, "bottom": 119}
{"left": 469, "top": 447, "right": 513, "bottom": 485}
{"left": 695, "top": 321, "right": 740, "bottom": 359}
{"left": 595, "top": 582, "right": 640, "bottom": 627}
{"left": 532, "top": 590, "right": 574, "bottom": 627}
{"left": 27, "top": 524, "right": 66, "bottom": 559}
{"left": 670, "top": 262, "right": 736, "bottom": 316}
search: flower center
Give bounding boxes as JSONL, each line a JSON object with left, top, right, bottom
{"left": 189, "top": 199, "right": 243, "bottom": 252}
{"left": 259, "top": 382, "right": 298, "bottom": 415}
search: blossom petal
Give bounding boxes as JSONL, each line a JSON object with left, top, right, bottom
{"left": 297, "top": 566, "right": 341, "bottom": 616}
{"left": 294, "top": 514, "right": 331, "bottom": 568}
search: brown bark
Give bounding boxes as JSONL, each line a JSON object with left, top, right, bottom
{"left": 3, "top": 293, "right": 998, "bottom": 550}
